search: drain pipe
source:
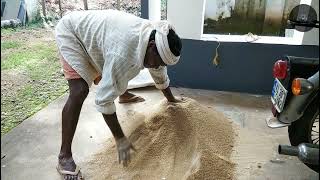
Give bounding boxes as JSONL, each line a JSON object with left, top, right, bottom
{"left": 278, "top": 143, "right": 319, "bottom": 165}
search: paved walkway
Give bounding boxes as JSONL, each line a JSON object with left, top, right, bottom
{"left": 1, "top": 87, "right": 318, "bottom": 179}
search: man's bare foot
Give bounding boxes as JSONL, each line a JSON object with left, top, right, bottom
{"left": 57, "top": 154, "right": 83, "bottom": 180}
{"left": 119, "top": 91, "right": 145, "bottom": 104}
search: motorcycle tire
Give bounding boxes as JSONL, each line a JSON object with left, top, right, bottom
{"left": 288, "top": 97, "right": 319, "bottom": 173}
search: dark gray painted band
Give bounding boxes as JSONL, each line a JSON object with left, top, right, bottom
{"left": 140, "top": 0, "right": 148, "bottom": 19}
{"left": 168, "top": 39, "right": 319, "bottom": 95}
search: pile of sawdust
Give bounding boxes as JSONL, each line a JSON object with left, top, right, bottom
{"left": 86, "top": 98, "right": 236, "bottom": 180}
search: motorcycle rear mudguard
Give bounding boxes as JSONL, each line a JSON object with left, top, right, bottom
{"left": 278, "top": 71, "right": 319, "bottom": 124}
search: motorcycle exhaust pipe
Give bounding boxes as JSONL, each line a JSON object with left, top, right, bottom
{"left": 278, "top": 143, "right": 319, "bottom": 165}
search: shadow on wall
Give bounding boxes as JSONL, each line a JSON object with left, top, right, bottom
{"left": 168, "top": 39, "right": 319, "bottom": 95}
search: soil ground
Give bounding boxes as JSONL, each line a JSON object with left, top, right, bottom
{"left": 1, "top": 27, "right": 68, "bottom": 134}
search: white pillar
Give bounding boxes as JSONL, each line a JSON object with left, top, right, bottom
{"left": 167, "top": 0, "right": 206, "bottom": 40}
{"left": 148, "top": 0, "right": 161, "bottom": 21}
{"left": 302, "top": 0, "right": 319, "bottom": 45}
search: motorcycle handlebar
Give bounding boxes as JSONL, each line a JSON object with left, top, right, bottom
{"left": 287, "top": 20, "right": 319, "bottom": 29}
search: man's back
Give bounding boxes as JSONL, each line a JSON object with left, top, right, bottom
{"left": 57, "top": 10, "right": 149, "bottom": 72}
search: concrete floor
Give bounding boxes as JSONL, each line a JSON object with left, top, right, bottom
{"left": 1, "top": 87, "right": 319, "bottom": 180}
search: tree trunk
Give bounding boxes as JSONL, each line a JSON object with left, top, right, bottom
{"left": 41, "top": 0, "right": 46, "bottom": 17}
{"left": 83, "top": 0, "right": 88, "bottom": 10}
{"left": 58, "top": 0, "right": 62, "bottom": 18}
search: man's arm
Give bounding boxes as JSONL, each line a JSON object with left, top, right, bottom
{"left": 161, "top": 86, "right": 179, "bottom": 102}
{"left": 102, "top": 113, "right": 125, "bottom": 140}
{"left": 102, "top": 113, "right": 135, "bottom": 167}
{"left": 148, "top": 67, "right": 182, "bottom": 102}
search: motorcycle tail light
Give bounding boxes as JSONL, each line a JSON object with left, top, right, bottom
{"left": 273, "top": 60, "right": 288, "bottom": 79}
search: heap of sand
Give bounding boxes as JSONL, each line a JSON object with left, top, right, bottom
{"left": 86, "top": 98, "right": 236, "bottom": 180}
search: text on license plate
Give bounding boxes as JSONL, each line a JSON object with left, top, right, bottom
{"left": 271, "top": 78, "right": 288, "bottom": 113}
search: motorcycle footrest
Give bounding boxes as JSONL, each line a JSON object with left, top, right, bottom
{"left": 266, "top": 116, "right": 290, "bottom": 128}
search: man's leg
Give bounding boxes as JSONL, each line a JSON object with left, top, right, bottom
{"left": 119, "top": 90, "right": 145, "bottom": 103}
{"left": 58, "top": 78, "right": 89, "bottom": 179}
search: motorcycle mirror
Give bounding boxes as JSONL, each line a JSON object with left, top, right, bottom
{"left": 288, "top": 4, "right": 318, "bottom": 32}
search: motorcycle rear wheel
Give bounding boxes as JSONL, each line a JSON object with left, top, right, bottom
{"left": 288, "top": 98, "right": 319, "bottom": 173}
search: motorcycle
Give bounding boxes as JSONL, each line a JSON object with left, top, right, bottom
{"left": 266, "top": 5, "right": 319, "bottom": 173}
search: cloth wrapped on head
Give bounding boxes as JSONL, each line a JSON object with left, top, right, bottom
{"left": 153, "top": 21, "right": 180, "bottom": 65}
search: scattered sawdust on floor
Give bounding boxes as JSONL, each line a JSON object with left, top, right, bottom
{"left": 86, "top": 98, "right": 236, "bottom": 180}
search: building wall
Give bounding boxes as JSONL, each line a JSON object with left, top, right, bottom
{"left": 168, "top": 40, "right": 319, "bottom": 95}
{"left": 1, "top": 0, "right": 39, "bottom": 22}
{"left": 302, "top": 0, "right": 319, "bottom": 45}
{"left": 141, "top": 0, "right": 319, "bottom": 95}
{"left": 1, "top": 0, "right": 20, "bottom": 20}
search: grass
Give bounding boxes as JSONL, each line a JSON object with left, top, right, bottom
{"left": 1, "top": 26, "right": 68, "bottom": 135}
{"left": 1, "top": 28, "right": 18, "bottom": 35}
{"left": 1, "top": 41, "right": 22, "bottom": 50}
{"left": 25, "top": 20, "right": 45, "bottom": 29}
{"left": 1, "top": 43, "right": 56, "bottom": 70}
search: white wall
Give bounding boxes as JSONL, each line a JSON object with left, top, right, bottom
{"left": 302, "top": 0, "right": 319, "bottom": 45}
{"left": 167, "top": 0, "right": 206, "bottom": 40}
{"left": 148, "top": 0, "right": 161, "bottom": 21}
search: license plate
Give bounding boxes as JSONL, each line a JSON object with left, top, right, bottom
{"left": 271, "top": 78, "right": 288, "bottom": 113}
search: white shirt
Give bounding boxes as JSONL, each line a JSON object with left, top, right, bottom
{"left": 55, "top": 10, "right": 170, "bottom": 114}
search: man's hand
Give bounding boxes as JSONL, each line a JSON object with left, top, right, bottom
{"left": 168, "top": 96, "right": 184, "bottom": 103}
{"left": 115, "top": 137, "right": 136, "bottom": 167}
{"left": 102, "top": 113, "right": 135, "bottom": 167}
{"left": 161, "top": 87, "right": 183, "bottom": 103}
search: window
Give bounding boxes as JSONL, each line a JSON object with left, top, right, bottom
{"left": 203, "top": 0, "right": 301, "bottom": 37}
{"left": 202, "top": 0, "right": 315, "bottom": 45}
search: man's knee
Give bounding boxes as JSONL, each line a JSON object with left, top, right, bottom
{"left": 70, "top": 87, "right": 89, "bottom": 101}
{"left": 68, "top": 79, "right": 89, "bottom": 101}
